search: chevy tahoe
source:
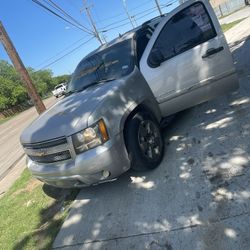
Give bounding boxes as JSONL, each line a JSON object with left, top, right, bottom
{"left": 20, "top": 0, "right": 239, "bottom": 188}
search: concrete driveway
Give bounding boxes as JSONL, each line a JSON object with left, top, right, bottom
{"left": 53, "top": 19, "right": 250, "bottom": 250}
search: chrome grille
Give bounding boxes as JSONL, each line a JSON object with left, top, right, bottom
{"left": 23, "top": 137, "right": 67, "bottom": 149}
{"left": 29, "top": 150, "right": 71, "bottom": 163}
{"left": 23, "top": 137, "right": 72, "bottom": 163}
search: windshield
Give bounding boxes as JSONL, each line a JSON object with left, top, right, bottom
{"left": 55, "top": 84, "right": 63, "bottom": 89}
{"left": 67, "top": 39, "right": 135, "bottom": 93}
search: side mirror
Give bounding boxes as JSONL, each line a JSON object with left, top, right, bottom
{"left": 148, "top": 49, "right": 164, "bottom": 68}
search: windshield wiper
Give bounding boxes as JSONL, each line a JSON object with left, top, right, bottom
{"left": 75, "top": 78, "right": 116, "bottom": 93}
{"left": 65, "top": 78, "right": 115, "bottom": 96}
{"left": 97, "top": 78, "right": 116, "bottom": 83}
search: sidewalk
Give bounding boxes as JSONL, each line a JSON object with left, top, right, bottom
{"left": 0, "top": 156, "right": 26, "bottom": 197}
{"left": 224, "top": 16, "right": 250, "bottom": 45}
{"left": 219, "top": 6, "right": 250, "bottom": 25}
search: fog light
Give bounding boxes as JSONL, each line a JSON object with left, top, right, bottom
{"left": 102, "top": 170, "right": 110, "bottom": 179}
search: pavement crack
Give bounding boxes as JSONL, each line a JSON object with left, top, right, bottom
{"left": 53, "top": 210, "right": 250, "bottom": 249}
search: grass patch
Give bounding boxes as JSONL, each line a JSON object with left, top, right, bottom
{"left": 0, "top": 169, "right": 79, "bottom": 250}
{"left": 221, "top": 18, "right": 246, "bottom": 32}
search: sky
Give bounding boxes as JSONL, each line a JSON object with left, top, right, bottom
{"left": 0, "top": 0, "right": 179, "bottom": 76}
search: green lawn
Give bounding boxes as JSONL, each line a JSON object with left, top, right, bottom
{"left": 221, "top": 18, "right": 246, "bottom": 33}
{"left": 0, "top": 169, "right": 78, "bottom": 250}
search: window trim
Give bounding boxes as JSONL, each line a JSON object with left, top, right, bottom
{"left": 147, "top": 1, "right": 217, "bottom": 68}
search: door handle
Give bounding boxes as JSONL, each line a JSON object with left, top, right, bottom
{"left": 202, "top": 46, "right": 224, "bottom": 59}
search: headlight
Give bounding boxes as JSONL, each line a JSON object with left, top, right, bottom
{"left": 72, "top": 119, "right": 109, "bottom": 154}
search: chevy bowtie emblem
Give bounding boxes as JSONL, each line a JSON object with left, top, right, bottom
{"left": 32, "top": 150, "right": 47, "bottom": 157}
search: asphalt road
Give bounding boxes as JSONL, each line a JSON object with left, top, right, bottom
{"left": 53, "top": 18, "right": 250, "bottom": 250}
{"left": 0, "top": 96, "right": 58, "bottom": 181}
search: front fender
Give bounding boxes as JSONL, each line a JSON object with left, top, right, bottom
{"left": 88, "top": 67, "right": 162, "bottom": 138}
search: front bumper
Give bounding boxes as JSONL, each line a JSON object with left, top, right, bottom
{"left": 27, "top": 132, "right": 130, "bottom": 188}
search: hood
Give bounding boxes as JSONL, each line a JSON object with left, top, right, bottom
{"left": 20, "top": 81, "right": 120, "bottom": 144}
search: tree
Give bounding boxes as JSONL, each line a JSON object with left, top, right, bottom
{"left": 53, "top": 74, "right": 71, "bottom": 88}
{"left": 0, "top": 59, "right": 70, "bottom": 112}
{"left": 0, "top": 61, "right": 27, "bottom": 110}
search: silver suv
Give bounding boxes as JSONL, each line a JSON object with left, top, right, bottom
{"left": 20, "top": 0, "right": 239, "bottom": 188}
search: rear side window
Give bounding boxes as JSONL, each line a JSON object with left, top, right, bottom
{"left": 148, "top": 2, "right": 216, "bottom": 66}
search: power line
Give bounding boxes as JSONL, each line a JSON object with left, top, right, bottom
{"left": 38, "top": 37, "right": 95, "bottom": 70}
{"left": 99, "top": 0, "right": 174, "bottom": 31}
{"left": 101, "top": 10, "right": 158, "bottom": 32}
{"left": 95, "top": 11, "right": 126, "bottom": 23}
{"left": 96, "top": 0, "right": 152, "bottom": 24}
{"left": 101, "top": 0, "right": 178, "bottom": 32}
{"left": 81, "top": 0, "right": 105, "bottom": 45}
{"left": 160, "top": 0, "right": 179, "bottom": 8}
{"left": 130, "top": 0, "right": 153, "bottom": 10}
{"left": 132, "top": 6, "right": 157, "bottom": 17}
{"left": 42, "top": 0, "right": 93, "bottom": 34}
{"left": 134, "top": 0, "right": 179, "bottom": 20}
{"left": 31, "top": 0, "right": 94, "bottom": 35}
{"left": 154, "top": 0, "right": 163, "bottom": 15}
{"left": 34, "top": 0, "right": 179, "bottom": 70}
{"left": 36, "top": 35, "right": 90, "bottom": 68}
{"left": 100, "top": 5, "right": 158, "bottom": 30}
{"left": 136, "top": 8, "right": 160, "bottom": 21}
{"left": 100, "top": 16, "right": 129, "bottom": 29}
{"left": 122, "top": 0, "right": 135, "bottom": 28}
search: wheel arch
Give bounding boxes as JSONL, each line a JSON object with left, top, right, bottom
{"left": 120, "top": 100, "right": 161, "bottom": 132}
{"left": 121, "top": 100, "right": 161, "bottom": 151}
{"left": 122, "top": 104, "right": 164, "bottom": 171}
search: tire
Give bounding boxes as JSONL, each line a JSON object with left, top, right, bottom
{"left": 125, "top": 111, "right": 164, "bottom": 171}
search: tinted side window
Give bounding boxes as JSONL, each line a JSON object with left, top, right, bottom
{"left": 148, "top": 3, "right": 216, "bottom": 67}
{"left": 136, "top": 30, "right": 154, "bottom": 63}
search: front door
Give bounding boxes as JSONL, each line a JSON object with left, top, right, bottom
{"left": 140, "top": 0, "right": 238, "bottom": 116}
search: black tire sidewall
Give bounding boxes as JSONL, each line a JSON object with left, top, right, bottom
{"left": 126, "top": 112, "right": 164, "bottom": 171}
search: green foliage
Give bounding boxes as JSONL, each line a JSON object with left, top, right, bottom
{"left": 53, "top": 74, "right": 71, "bottom": 87}
{"left": 0, "top": 60, "right": 70, "bottom": 112}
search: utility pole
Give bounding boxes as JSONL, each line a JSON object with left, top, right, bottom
{"left": 81, "top": 0, "right": 104, "bottom": 45}
{"left": 154, "top": 0, "right": 163, "bottom": 15}
{"left": 131, "top": 16, "right": 138, "bottom": 27}
{"left": 122, "top": 0, "right": 135, "bottom": 28}
{"left": 100, "top": 32, "right": 107, "bottom": 43}
{"left": 0, "top": 21, "right": 46, "bottom": 114}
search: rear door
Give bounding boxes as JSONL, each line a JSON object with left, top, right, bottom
{"left": 140, "top": 0, "right": 238, "bottom": 116}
